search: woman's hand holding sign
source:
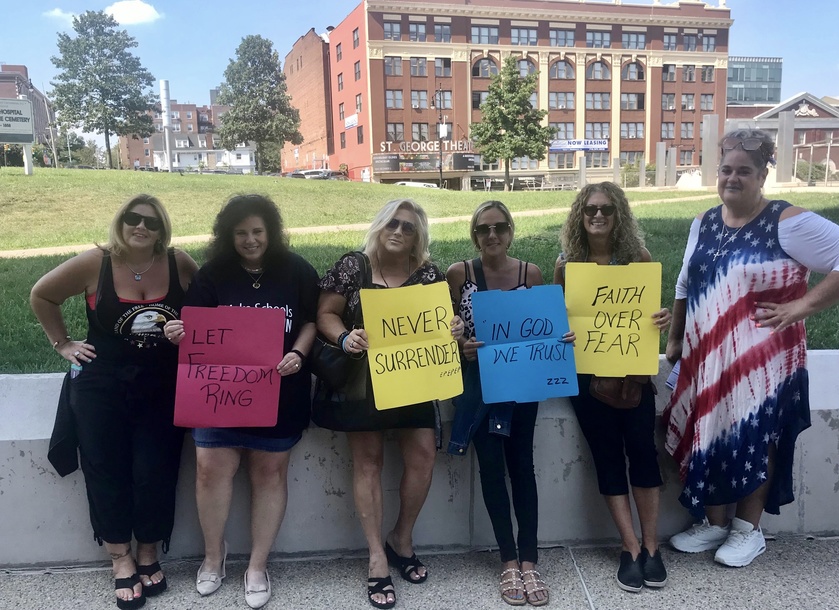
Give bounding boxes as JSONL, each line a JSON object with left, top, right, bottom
{"left": 164, "top": 319, "right": 186, "bottom": 345}
{"left": 651, "top": 307, "right": 672, "bottom": 332}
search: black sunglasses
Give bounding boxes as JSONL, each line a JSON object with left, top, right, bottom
{"left": 123, "top": 211, "right": 163, "bottom": 232}
{"left": 474, "top": 222, "right": 511, "bottom": 236}
{"left": 385, "top": 218, "right": 416, "bottom": 236}
{"left": 583, "top": 204, "right": 616, "bottom": 217}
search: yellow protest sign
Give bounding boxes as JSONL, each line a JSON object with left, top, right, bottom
{"left": 360, "top": 282, "right": 463, "bottom": 410}
{"left": 565, "top": 262, "right": 661, "bottom": 375}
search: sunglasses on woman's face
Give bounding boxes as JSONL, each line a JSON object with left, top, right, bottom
{"left": 583, "top": 204, "right": 616, "bottom": 217}
{"left": 123, "top": 211, "right": 163, "bottom": 232}
{"left": 385, "top": 218, "right": 416, "bottom": 236}
{"left": 721, "top": 137, "right": 763, "bottom": 152}
{"left": 474, "top": 221, "right": 511, "bottom": 236}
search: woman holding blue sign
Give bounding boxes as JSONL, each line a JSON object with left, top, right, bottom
{"left": 447, "top": 200, "right": 572, "bottom": 607}
{"left": 555, "top": 182, "right": 671, "bottom": 593}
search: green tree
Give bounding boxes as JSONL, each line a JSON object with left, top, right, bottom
{"left": 470, "top": 55, "right": 555, "bottom": 191}
{"left": 50, "top": 11, "right": 157, "bottom": 169}
{"left": 56, "top": 127, "right": 86, "bottom": 166}
{"left": 216, "top": 35, "right": 302, "bottom": 174}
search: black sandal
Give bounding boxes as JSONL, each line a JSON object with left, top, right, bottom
{"left": 115, "top": 573, "right": 145, "bottom": 609}
{"left": 137, "top": 561, "right": 167, "bottom": 597}
{"left": 367, "top": 576, "right": 396, "bottom": 609}
{"left": 385, "top": 542, "right": 428, "bottom": 584}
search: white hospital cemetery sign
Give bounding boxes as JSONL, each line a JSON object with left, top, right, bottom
{"left": 0, "top": 98, "right": 35, "bottom": 144}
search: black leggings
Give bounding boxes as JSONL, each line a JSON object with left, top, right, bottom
{"left": 472, "top": 403, "right": 539, "bottom": 564}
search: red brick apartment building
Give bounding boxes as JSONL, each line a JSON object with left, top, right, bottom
{"left": 284, "top": 0, "right": 731, "bottom": 186}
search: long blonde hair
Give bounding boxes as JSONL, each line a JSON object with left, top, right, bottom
{"left": 363, "top": 199, "right": 431, "bottom": 267}
{"left": 105, "top": 194, "right": 172, "bottom": 257}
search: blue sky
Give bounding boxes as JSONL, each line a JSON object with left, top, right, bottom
{"left": 3, "top": 0, "right": 837, "bottom": 112}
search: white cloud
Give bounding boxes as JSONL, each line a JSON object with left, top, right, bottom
{"left": 104, "top": 1, "right": 162, "bottom": 25}
{"left": 43, "top": 8, "right": 75, "bottom": 25}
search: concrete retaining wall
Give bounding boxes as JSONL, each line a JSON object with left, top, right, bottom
{"left": 2, "top": 353, "right": 838, "bottom": 568}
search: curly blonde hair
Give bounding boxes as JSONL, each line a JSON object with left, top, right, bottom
{"left": 560, "top": 182, "right": 645, "bottom": 264}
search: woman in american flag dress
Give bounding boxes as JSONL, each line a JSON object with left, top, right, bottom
{"left": 664, "top": 129, "right": 839, "bottom": 567}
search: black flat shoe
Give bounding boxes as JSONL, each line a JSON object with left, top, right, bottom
{"left": 367, "top": 576, "right": 396, "bottom": 609}
{"left": 138, "top": 561, "right": 167, "bottom": 597}
{"left": 616, "top": 551, "right": 643, "bottom": 593}
{"left": 385, "top": 542, "right": 428, "bottom": 584}
{"left": 115, "top": 573, "right": 146, "bottom": 609}
{"left": 641, "top": 548, "right": 668, "bottom": 588}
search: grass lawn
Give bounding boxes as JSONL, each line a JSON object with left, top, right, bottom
{"left": 2, "top": 168, "right": 838, "bottom": 373}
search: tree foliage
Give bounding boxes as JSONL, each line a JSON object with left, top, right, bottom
{"left": 216, "top": 35, "right": 303, "bottom": 174}
{"left": 50, "top": 11, "right": 157, "bottom": 168}
{"left": 470, "top": 55, "right": 555, "bottom": 190}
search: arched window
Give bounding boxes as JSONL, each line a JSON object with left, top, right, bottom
{"left": 472, "top": 58, "right": 499, "bottom": 78}
{"left": 517, "top": 59, "right": 536, "bottom": 77}
{"left": 586, "top": 61, "right": 611, "bottom": 80}
{"left": 621, "top": 62, "right": 645, "bottom": 81}
{"left": 549, "top": 60, "right": 574, "bottom": 80}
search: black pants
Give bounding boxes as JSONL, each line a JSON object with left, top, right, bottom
{"left": 472, "top": 403, "right": 539, "bottom": 564}
{"left": 70, "top": 364, "right": 184, "bottom": 547}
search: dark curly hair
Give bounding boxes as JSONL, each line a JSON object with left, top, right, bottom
{"left": 561, "top": 182, "right": 645, "bottom": 264}
{"left": 205, "top": 194, "right": 289, "bottom": 266}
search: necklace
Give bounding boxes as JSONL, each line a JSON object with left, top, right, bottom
{"left": 713, "top": 203, "right": 762, "bottom": 260}
{"left": 125, "top": 256, "right": 155, "bottom": 281}
{"left": 243, "top": 266, "right": 265, "bottom": 289}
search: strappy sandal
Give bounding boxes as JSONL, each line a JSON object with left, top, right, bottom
{"left": 522, "top": 569, "right": 550, "bottom": 607}
{"left": 137, "top": 561, "right": 167, "bottom": 597}
{"left": 385, "top": 541, "right": 428, "bottom": 584}
{"left": 500, "top": 567, "right": 526, "bottom": 606}
{"left": 115, "top": 573, "right": 145, "bottom": 610}
{"left": 367, "top": 576, "right": 396, "bottom": 609}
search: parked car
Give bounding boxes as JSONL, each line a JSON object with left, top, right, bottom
{"left": 394, "top": 181, "right": 439, "bottom": 189}
{"left": 320, "top": 170, "right": 349, "bottom": 181}
{"left": 287, "top": 169, "right": 328, "bottom": 179}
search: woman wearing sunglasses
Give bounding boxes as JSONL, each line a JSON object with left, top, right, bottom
{"left": 446, "top": 200, "right": 573, "bottom": 606}
{"left": 555, "top": 182, "right": 671, "bottom": 593}
{"left": 30, "top": 195, "right": 198, "bottom": 609}
{"left": 665, "top": 129, "right": 839, "bottom": 567}
{"left": 316, "top": 199, "right": 464, "bottom": 609}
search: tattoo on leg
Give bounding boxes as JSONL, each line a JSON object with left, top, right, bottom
{"left": 110, "top": 547, "right": 132, "bottom": 561}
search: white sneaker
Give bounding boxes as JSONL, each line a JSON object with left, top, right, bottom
{"left": 714, "top": 517, "right": 766, "bottom": 567}
{"left": 670, "top": 518, "right": 731, "bottom": 553}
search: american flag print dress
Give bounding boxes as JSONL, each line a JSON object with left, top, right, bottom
{"left": 664, "top": 200, "right": 812, "bottom": 518}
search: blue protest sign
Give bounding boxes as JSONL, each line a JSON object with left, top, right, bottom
{"left": 471, "top": 285, "right": 578, "bottom": 403}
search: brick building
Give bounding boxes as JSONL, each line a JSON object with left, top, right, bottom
{"left": 0, "top": 64, "right": 55, "bottom": 147}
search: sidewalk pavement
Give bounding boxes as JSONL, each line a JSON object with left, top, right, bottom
{"left": 2, "top": 535, "right": 838, "bottom": 610}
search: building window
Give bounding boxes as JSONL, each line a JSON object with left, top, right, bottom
{"left": 682, "top": 93, "right": 695, "bottom": 110}
{"left": 683, "top": 65, "right": 696, "bottom": 82}
{"left": 438, "top": 122, "right": 453, "bottom": 140}
{"left": 662, "top": 64, "right": 676, "bottom": 81}
{"left": 337, "top": 73, "right": 343, "bottom": 91}
{"left": 663, "top": 34, "right": 677, "bottom": 51}
{"left": 548, "top": 152, "right": 575, "bottom": 169}
{"left": 356, "top": 93, "right": 362, "bottom": 113}
{"left": 187, "top": 124, "right": 194, "bottom": 132}
{"left": 702, "top": 35, "right": 716, "bottom": 52}
{"left": 336, "top": 43, "right": 342, "bottom": 62}
{"left": 412, "top": 123, "right": 429, "bottom": 142}
{"left": 620, "top": 93, "right": 645, "bottom": 110}
{"left": 199, "top": 137, "right": 206, "bottom": 147}
{"left": 172, "top": 124, "right": 181, "bottom": 132}
{"left": 387, "top": 123, "right": 404, "bottom": 141}
{"left": 410, "top": 57, "right": 427, "bottom": 76}
{"left": 585, "top": 122, "right": 610, "bottom": 139}
{"left": 620, "top": 151, "right": 643, "bottom": 166}
{"left": 621, "top": 62, "right": 644, "bottom": 81}
{"left": 471, "top": 25, "right": 499, "bottom": 44}
{"left": 585, "top": 92, "right": 610, "bottom": 110}
{"left": 511, "top": 156, "right": 538, "bottom": 170}
{"left": 434, "top": 24, "right": 451, "bottom": 42}
{"left": 353, "top": 28, "right": 359, "bottom": 48}
{"left": 409, "top": 23, "right": 426, "bottom": 42}
{"left": 529, "top": 92, "right": 538, "bottom": 108}
{"left": 436, "top": 90, "right": 452, "bottom": 109}
{"left": 411, "top": 90, "right": 428, "bottom": 109}
{"left": 339, "top": 102, "right": 345, "bottom": 119}
{"left": 661, "top": 122, "right": 675, "bottom": 139}
{"left": 683, "top": 34, "right": 697, "bottom": 51}
{"left": 517, "top": 60, "right": 536, "bottom": 77}
{"left": 479, "top": 156, "right": 500, "bottom": 171}
{"left": 680, "top": 150, "right": 694, "bottom": 165}
{"left": 585, "top": 151, "right": 610, "bottom": 168}
{"left": 472, "top": 90, "right": 489, "bottom": 109}
{"left": 435, "top": 58, "right": 451, "bottom": 77}
{"left": 175, "top": 139, "right": 189, "bottom": 148}
{"left": 511, "top": 28, "right": 538, "bottom": 46}
{"left": 384, "top": 56, "right": 403, "bottom": 76}
{"left": 550, "top": 29, "right": 574, "bottom": 47}
{"left": 549, "top": 60, "right": 574, "bottom": 79}
{"left": 662, "top": 93, "right": 676, "bottom": 110}
{"left": 621, "top": 33, "right": 645, "bottom": 49}
{"left": 700, "top": 93, "right": 714, "bottom": 111}
{"left": 340, "top": 132, "right": 346, "bottom": 149}
{"left": 384, "top": 21, "right": 401, "bottom": 41}
{"left": 143, "top": 137, "right": 149, "bottom": 143}
{"left": 171, "top": 111, "right": 179, "bottom": 119}
{"left": 550, "top": 122, "right": 574, "bottom": 139}
{"left": 701, "top": 65, "right": 714, "bottom": 82}
{"left": 385, "top": 90, "right": 404, "bottom": 109}
{"left": 186, "top": 111, "right": 193, "bottom": 119}
{"left": 357, "top": 125, "right": 364, "bottom": 144}
{"left": 144, "top": 148, "right": 150, "bottom": 156}
{"left": 620, "top": 122, "right": 644, "bottom": 139}
{"left": 354, "top": 61, "right": 361, "bottom": 81}
{"left": 586, "top": 61, "right": 611, "bottom": 80}
{"left": 549, "top": 92, "right": 574, "bottom": 110}
{"left": 155, "top": 124, "right": 163, "bottom": 132}
{"left": 472, "top": 58, "right": 498, "bottom": 77}
{"left": 681, "top": 122, "right": 694, "bottom": 138}
{"left": 586, "top": 31, "right": 611, "bottom": 48}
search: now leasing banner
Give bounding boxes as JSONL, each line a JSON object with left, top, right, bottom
{"left": 471, "top": 285, "right": 578, "bottom": 403}
{"left": 565, "top": 262, "right": 662, "bottom": 375}
{"left": 174, "top": 306, "right": 284, "bottom": 428}
{"left": 361, "top": 282, "right": 462, "bottom": 410}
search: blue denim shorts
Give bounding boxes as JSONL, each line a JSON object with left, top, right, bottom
{"left": 192, "top": 427, "right": 302, "bottom": 453}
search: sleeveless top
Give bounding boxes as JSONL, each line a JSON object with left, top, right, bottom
{"left": 458, "top": 258, "right": 530, "bottom": 340}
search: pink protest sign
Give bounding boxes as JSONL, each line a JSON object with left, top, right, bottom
{"left": 174, "top": 306, "right": 285, "bottom": 428}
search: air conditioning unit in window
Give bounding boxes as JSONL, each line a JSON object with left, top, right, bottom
{"left": 412, "top": 104, "right": 420, "bottom": 109}
{"left": 667, "top": 105, "right": 676, "bottom": 110}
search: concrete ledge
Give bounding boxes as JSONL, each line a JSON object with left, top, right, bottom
{"left": 2, "top": 353, "right": 838, "bottom": 568}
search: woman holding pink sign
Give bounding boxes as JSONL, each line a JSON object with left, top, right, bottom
{"left": 556, "top": 182, "right": 671, "bottom": 594}
{"left": 164, "top": 194, "right": 318, "bottom": 609}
